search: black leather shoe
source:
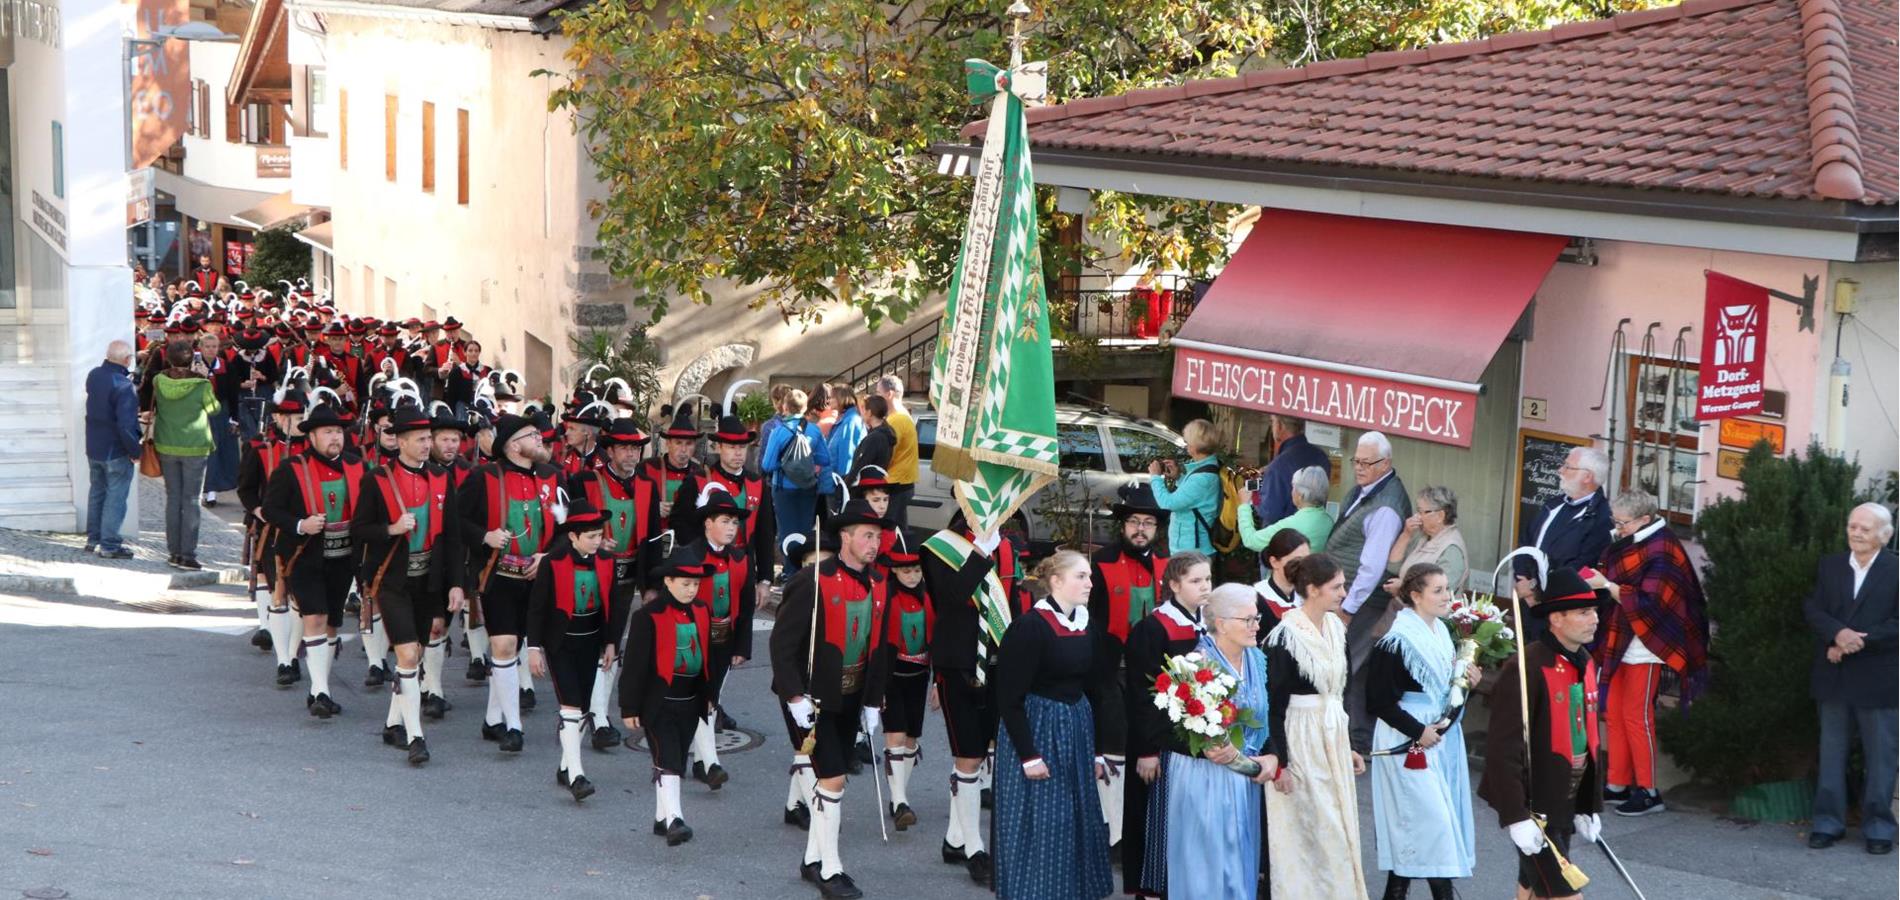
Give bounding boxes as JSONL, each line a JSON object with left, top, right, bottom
{"left": 800, "top": 861, "right": 822, "bottom": 884}
{"left": 941, "top": 840, "right": 968, "bottom": 864}
{"left": 466, "top": 658, "right": 489, "bottom": 682}
{"left": 177, "top": 557, "right": 204, "bottom": 571}
{"left": 966, "top": 851, "right": 993, "bottom": 886}
{"left": 480, "top": 721, "right": 505, "bottom": 742}
{"left": 664, "top": 818, "right": 693, "bottom": 846}
{"left": 421, "top": 693, "right": 448, "bottom": 720}
{"left": 321, "top": 695, "right": 342, "bottom": 716}
{"left": 308, "top": 693, "right": 338, "bottom": 719}
{"left": 364, "top": 665, "right": 388, "bottom": 688}
{"left": 275, "top": 664, "right": 298, "bottom": 687}
{"left": 500, "top": 728, "right": 524, "bottom": 752}
{"left": 1809, "top": 831, "right": 1841, "bottom": 849}
{"left": 697, "top": 763, "right": 729, "bottom": 790}
{"left": 717, "top": 706, "right": 737, "bottom": 731}
{"left": 785, "top": 803, "right": 811, "bottom": 831}
{"left": 557, "top": 768, "right": 570, "bottom": 787}
{"left": 251, "top": 629, "right": 273, "bottom": 651}
{"left": 382, "top": 724, "right": 408, "bottom": 747}
{"left": 818, "top": 872, "right": 862, "bottom": 899}
{"left": 653, "top": 820, "right": 667, "bottom": 836}
{"left": 519, "top": 688, "right": 536, "bottom": 710}
{"left": 592, "top": 724, "right": 621, "bottom": 751}
{"left": 406, "top": 738, "right": 430, "bottom": 765}
{"left": 569, "top": 775, "right": 596, "bottom": 802}
{"left": 1869, "top": 839, "right": 1893, "bottom": 855}
{"left": 891, "top": 802, "right": 917, "bottom": 831}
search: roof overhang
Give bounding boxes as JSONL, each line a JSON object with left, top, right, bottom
{"left": 228, "top": 0, "right": 292, "bottom": 107}
{"left": 294, "top": 220, "right": 334, "bottom": 255}
{"left": 155, "top": 169, "right": 277, "bottom": 227}
{"left": 934, "top": 144, "right": 1891, "bottom": 263}
{"left": 287, "top": 0, "right": 553, "bottom": 32}
{"left": 233, "top": 191, "right": 318, "bottom": 230}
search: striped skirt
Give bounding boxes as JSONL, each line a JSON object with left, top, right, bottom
{"left": 994, "top": 693, "right": 1114, "bottom": 900}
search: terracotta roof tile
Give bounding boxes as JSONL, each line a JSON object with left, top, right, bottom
{"left": 984, "top": 0, "right": 1896, "bottom": 205}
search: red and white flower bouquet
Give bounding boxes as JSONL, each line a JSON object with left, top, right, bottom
{"left": 1152, "top": 651, "right": 1262, "bottom": 776}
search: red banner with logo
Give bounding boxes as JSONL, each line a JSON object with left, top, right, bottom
{"left": 1172, "top": 344, "right": 1478, "bottom": 447}
{"left": 1695, "top": 271, "right": 1770, "bottom": 421}
{"left": 129, "top": 0, "right": 190, "bottom": 169}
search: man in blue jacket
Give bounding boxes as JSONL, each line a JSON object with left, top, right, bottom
{"left": 85, "top": 341, "right": 143, "bottom": 559}
{"left": 1253, "top": 414, "right": 1330, "bottom": 524}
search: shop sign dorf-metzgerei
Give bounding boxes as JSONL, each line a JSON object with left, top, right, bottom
{"left": 1173, "top": 345, "right": 1478, "bottom": 448}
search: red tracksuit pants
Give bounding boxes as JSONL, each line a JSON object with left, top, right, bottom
{"left": 1606, "top": 662, "right": 1663, "bottom": 789}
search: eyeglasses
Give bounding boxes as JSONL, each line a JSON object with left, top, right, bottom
{"left": 1225, "top": 615, "right": 1263, "bottom": 626}
{"left": 1417, "top": 507, "right": 1442, "bottom": 516}
{"left": 1351, "top": 457, "right": 1388, "bottom": 468}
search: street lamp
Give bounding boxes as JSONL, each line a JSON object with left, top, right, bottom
{"left": 124, "top": 21, "right": 239, "bottom": 270}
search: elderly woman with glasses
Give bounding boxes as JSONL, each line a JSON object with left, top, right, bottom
{"left": 1165, "top": 583, "right": 1274, "bottom": 899}
{"left": 1376, "top": 486, "right": 1469, "bottom": 626}
{"left": 1239, "top": 464, "right": 1336, "bottom": 561}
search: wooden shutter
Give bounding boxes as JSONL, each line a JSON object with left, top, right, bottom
{"left": 225, "top": 101, "right": 241, "bottom": 144}
{"left": 385, "top": 95, "right": 398, "bottom": 182}
{"left": 339, "top": 89, "right": 349, "bottom": 169}
{"left": 456, "top": 108, "right": 469, "bottom": 206}
{"left": 421, "top": 101, "right": 436, "bottom": 193}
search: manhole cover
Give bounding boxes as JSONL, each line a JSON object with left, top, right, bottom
{"left": 25, "top": 888, "right": 70, "bottom": 899}
{"left": 623, "top": 726, "right": 763, "bottom": 755}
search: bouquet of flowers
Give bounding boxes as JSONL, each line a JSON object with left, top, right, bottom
{"left": 1444, "top": 593, "right": 1518, "bottom": 708}
{"left": 1152, "top": 651, "right": 1262, "bottom": 776}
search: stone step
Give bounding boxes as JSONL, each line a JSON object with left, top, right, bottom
{"left": 0, "top": 366, "right": 62, "bottom": 387}
{"left": 0, "top": 477, "right": 74, "bottom": 505}
{"left": 0, "top": 396, "right": 63, "bottom": 416}
{"left": 0, "top": 503, "right": 76, "bottom": 531}
{"left": 0, "top": 430, "right": 66, "bottom": 455}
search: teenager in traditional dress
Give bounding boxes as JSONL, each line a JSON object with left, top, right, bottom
{"left": 570, "top": 417, "right": 656, "bottom": 751}
{"left": 1122, "top": 552, "right": 1212, "bottom": 898}
{"left": 1264, "top": 553, "right": 1369, "bottom": 900}
{"left": 526, "top": 496, "right": 621, "bottom": 802}
{"left": 459, "top": 413, "right": 562, "bottom": 753}
{"left": 356, "top": 404, "right": 401, "bottom": 690}
{"left": 1165, "top": 583, "right": 1274, "bottom": 899}
{"left": 993, "top": 550, "right": 1113, "bottom": 900}
{"left": 1253, "top": 528, "right": 1311, "bottom": 629}
{"left": 770, "top": 499, "right": 893, "bottom": 900}
{"left": 1083, "top": 483, "right": 1168, "bottom": 856}
{"left": 351, "top": 407, "right": 464, "bottom": 765}
{"left": 921, "top": 511, "right": 1024, "bottom": 886}
{"left": 1481, "top": 566, "right": 1609, "bottom": 900}
{"left": 422, "top": 409, "right": 479, "bottom": 720}
{"left": 621, "top": 546, "right": 716, "bottom": 843}
{"left": 240, "top": 390, "right": 307, "bottom": 686}
{"left": 260, "top": 403, "right": 363, "bottom": 719}
{"left": 777, "top": 530, "right": 836, "bottom": 832}
{"left": 668, "top": 484, "right": 759, "bottom": 789}
{"left": 686, "top": 414, "right": 775, "bottom": 735}
{"left": 641, "top": 409, "right": 708, "bottom": 534}
{"left": 877, "top": 529, "right": 931, "bottom": 830}
{"left": 1369, "top": 563, "right": 1482, "bottom": 899}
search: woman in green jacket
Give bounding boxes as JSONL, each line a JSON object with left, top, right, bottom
{"left": 1237, "top": 464, "right": 1335, "bottom": 560}
{"left": 150, "top": 341, "right": 219, "bottom": 570}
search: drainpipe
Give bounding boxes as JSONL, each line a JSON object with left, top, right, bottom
{"left": 1825, "top": 278, "right": 1859, "bottom": 454}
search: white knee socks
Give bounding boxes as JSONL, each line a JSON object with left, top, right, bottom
{"left": 362, "top": 616, "right": 389, "bottom": 672}
{"left": 886, "top": 747, "right": 917, "bottom": 809}
{"left": 304, "top": 636, "right": 333, "bottom": 698}
{"left": 422, "top": 638, "right": 447, "bottom": 697}
{"left": 396, "top": 667, "right": 423, "bottom": 740}
{"left": 691, "top": 715, "right": 720, "bottom": 768}
{"left": 268, "top": 607, "right": 295, "bottom": 666}
{"left": 559, "top": 710, "right": 585, "bottom": 778}
{"left": 490, "top": 656, "right": 522, "bottom": 729}
{"left": 950, "top": 770, "right": 985, "bottom": 854}
{"left": 788, "top": 755, "right": 815, "bottom": 812}
{"left": 1099, "top": 754, "right": 1125, "bottom": 845}
{"left": 465, "top": 616, "right": 489, "bottom": 665}
{"left": 253, "top": 589, "right": 270, "bottom": 631}
{"left": 807, "top": 787, "right": 845, "bottom": 878}
{"left": 589, "top": 660, "right": 618, "bottom": 733}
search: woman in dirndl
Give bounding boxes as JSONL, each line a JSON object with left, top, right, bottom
{"left": 992, "top": 549, "right": 1113, "bottom": 900}
{"left": 1369, "top": 563, "right": 1481, "bottom": 899}
{"left": 1165, "top": 583, "right": 1275, "bottom": 898}
{"left": 1264, "top": 553, "right": 1369, "bottom": 900}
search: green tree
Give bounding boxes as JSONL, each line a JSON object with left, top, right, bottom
{"left": 569, "top": 325, "right": 665, "bottom": 428}
{"left": 1659, "top": 442, "right": 1864, "bottom": 792}
{"left": 242, "top": 223, "right": 312, "bottom": 292}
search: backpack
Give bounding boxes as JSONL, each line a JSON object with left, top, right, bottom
{"left": 775, "top": 416, "right": 819, "bottom": 489}
{"left": 1191, "top": 465, "right": 1246, "bottom": 554}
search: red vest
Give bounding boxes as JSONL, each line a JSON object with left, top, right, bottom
{"left": 373, "top": 464, "right": 448, "bottom": 551}
{"left": 290, "top": 455, "right": 364, "bottom": 521}
{"left": 696, "top": 547, "right": 750, "bottom": 628}
{"left": 551, "top": 553, "right": 615, "bottom": 620}
{"left": 820, "top": 565, "right": 888, "bottom": 661}
{"left": 483, "top": 467, "right": 561, "bottom": 555}
{"left": 1098, "top": 549, "right": 1170, "bottom": 642}
{"left": 884, "top": 583, "right": 933, "bottom": 664}
{"left": 580, "top": 470, "right": 652, "bottom": 559}
{"left": 705, "top": 467, "right": 765, "bottom": 541}
{"left": 652, "top": 600, "right": 710, "bottom": 683}
{"left": 1543, "top": 654, "right": 1602, "bottom": 763}
{"left": 1153, "top": 605, "right": 1200, "bottom": 644}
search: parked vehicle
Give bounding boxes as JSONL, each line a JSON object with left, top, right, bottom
{"left": 905, "top": 402, "right": 1187, "bottom": 550}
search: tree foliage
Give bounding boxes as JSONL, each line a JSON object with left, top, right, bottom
{"left": 243, "top": 224, "right": 312, "bottom": 294}
{"left": 1659, "top": 442, "right": 1864, "bottom": 791}
{"left": 546, "top": 0, "right": 1664, "bottom": 327}
{"left": 568, "top": 325, "right": 665, "bottom": 428}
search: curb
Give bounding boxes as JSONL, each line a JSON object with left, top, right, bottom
{"left": 0, "top": 566, "right": 248, "bottom": 596}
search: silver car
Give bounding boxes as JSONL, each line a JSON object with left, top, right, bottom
{"left": 907, "top": 403, "right": 1187, "bottom": 548}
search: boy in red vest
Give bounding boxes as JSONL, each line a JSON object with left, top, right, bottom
{"left": 621, "top": 546, "right": 717, "bottom": 843}
{"left": 526, "top": 496, "right": 622, "bottom": 802}
{"left": 569, "top": 418, "right": 656, "bottom": 750}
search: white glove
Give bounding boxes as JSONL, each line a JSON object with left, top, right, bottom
{"left": 1573, "top": 813, "right": 1602, "bottom": 844}
{"left": 787, "top": 697, "right": 815, "bottom": 730}
{"left": 973, "top": 529, "right": 1002, "bottom": 555}
{"left": 860, "top": 706, "right": 883, "bottom": 736}
{"left": 1508, "top": 819, "right": 1547, "bottom": 856}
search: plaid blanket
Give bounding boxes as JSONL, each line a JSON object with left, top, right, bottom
{"left": 1595, "top": 522, "right": 1711, "bottom": 707}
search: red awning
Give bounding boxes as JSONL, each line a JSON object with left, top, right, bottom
{"left": 1171, "top": 210, "right": 1565, "bottom": 447}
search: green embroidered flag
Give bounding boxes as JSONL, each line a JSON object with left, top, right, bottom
{"left": 927, "top": 53, "right": 1058, "bottom": 538}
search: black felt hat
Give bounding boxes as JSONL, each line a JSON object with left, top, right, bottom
{"left": 1528, "top": 567, "right": 1616, "bottom": 617}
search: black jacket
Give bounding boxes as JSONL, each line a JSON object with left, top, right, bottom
{"left": 349, "top": 460, "right": 464, "bottom": 599}
{"left": 769, "top": 558, "right": 891, "bottom": 709}
{"left": 1517, "top": 489, "right": 1613, "bottom": 576}
{"left": 526, "top": 543, "right": 628, "bottom": 660}
{"left": 619, "top": 594, "right": 714, "bottom": 720}
{"left": 849, "top": 423, "right": 896, "bottom": 480}
{"left": 1805, "top": 550, "right": 1899, "bottom": 707}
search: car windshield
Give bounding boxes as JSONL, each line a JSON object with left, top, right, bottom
{"left": 1108, "top": 427, "right": 1181, "bottom": 473}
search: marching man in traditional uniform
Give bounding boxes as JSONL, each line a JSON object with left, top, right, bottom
{"left": 570, "top": 417, "right": 655, "bottom": 751}
{"left": 351, "top": 407, "right": 464, "bottom": 765}
{"left": 526, "top": 496, "right": 622, "bottom": 802}
{"left": 641, "top": 409, "right": 708, "bottom": 533}
{"left": 239, "top": 389, "right": 307, "bottom": 682}
{"left": 261, "top": 403, "right": 365, "bottom": 719}
{"left": 1086, "top": 483, "right": 1170, "bottom": 859}
{"left": 1480, "top": 565, "right": 1610, "bottom": 900}
{"left": 771, "top": 498, "right": 894, "bottom": 900}
{"left": 459, "top": 414, "right": 563, "bottom": 753}
{"left": 424, "top": 408, "right": 479, "bottom": 719}
{"left": 621, "top": 546, "right": 717, "bottom": 844}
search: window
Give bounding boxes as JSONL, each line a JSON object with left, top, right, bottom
{"left": 915, "top": 416, "right": 937, "bottom": 461}
{"left": 384, "top": 95, "right": 398, "bottom": 182}
{"left": 238, "top": 101, "right": 279, "bottom": 144}
{"left": 455, "top": 108, "right": 469, "bottom": 205}
{"left": 1621, "top": 355, "right": 1702, "bottom": 524}
{"left": 338, "top": 89, "right": 348, "bottom": 169}
{"left": 1108, "top": 427, "right": 1183, "bottom": 475}
{"left": 305, "top": 67, "right": 329, "bottom": 138}
{"left": 420, "top": 101, "right": 436, "bottom": 193}
{"left": 1056, "top": 424, "right": 1107, "bottom": 472}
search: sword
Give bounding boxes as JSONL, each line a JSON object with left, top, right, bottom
{"left": 1596, "top": 837, "right": 1648, "bottom": 900}
{"left": 866, "top": 711, "right": 889, "bottom": 843}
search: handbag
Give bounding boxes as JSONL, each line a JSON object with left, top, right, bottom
{"left": 138, "top": 421, "right": 162, "bottom": 478}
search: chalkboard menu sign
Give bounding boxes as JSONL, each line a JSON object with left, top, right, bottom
{"left": 1516, "top": 429, "right": 1593, "bottom": 541}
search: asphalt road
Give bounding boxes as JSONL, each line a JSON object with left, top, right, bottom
{"left": 0, "top": 587, "right": 1892, "bottom": 900}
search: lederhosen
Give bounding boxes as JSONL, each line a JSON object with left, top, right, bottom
{"left": 528, "top": 550, "right": 617, "bottom": 709}
{"left": 621, "top": 595, "right": 712, "bottom": 774}
{"left": 1088, "top": 545, "right": 1169, "bottom": 761}
{"left": 772, "top": 559, "right": 890, "bottom": 778}
{"left": 638, "top": 457, "right": 706, "bottom": 534}
{"left": 238, "top": 435, "right": 300, "bottom": 595}
{"left": 691, "top": 539, "right": 755, "bottom": 709}
{"left": 265, "top": 452, "right": 365, "bottom": 627}
{"left": 882, "top": 580, "right": 934, "bottom": 739}
{"left": 464, "top": 461, "right": 559, "bottom": 637}
{"left": 356, "top": 462, "right": 454, "bottom": 647}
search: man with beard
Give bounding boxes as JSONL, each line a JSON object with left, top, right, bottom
{"left": 239, "top": 390, "right": 307, "bottom": 679}
{"left": 459, "top": 414, "right": 563, "bottom": 753}
{"left": 261, "top": 404, "right": 365, "bottom": 719}
{"left": 352, "top": 407, "right": 464, "bottom": 765}
{"left": 570, "top": 417, "right": 656, "bottom": 750}
{"left": 1087, "top": 483, "right": 1171, "bottom": 860}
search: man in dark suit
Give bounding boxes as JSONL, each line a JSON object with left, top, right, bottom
{"left": 1804, "top": 502, "right": 1898, "bottom": 855}
{"left": 1252, "top": 414, "right": 1330, "bottom": 524}
{"left": 1515, "top": 446, "right": 1613, "bottom": 635}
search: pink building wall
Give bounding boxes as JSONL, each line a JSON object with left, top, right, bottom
{"left": 1521, "top": 240, "right": 1825, "bottom": 510}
